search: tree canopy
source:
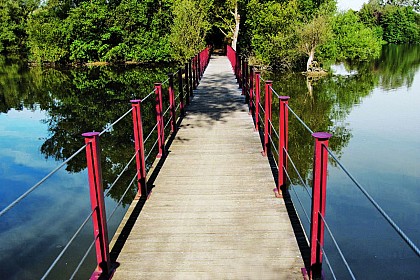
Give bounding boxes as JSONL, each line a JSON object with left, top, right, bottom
{"left": 0, "top": 0, "right": 419, "bottom": 69}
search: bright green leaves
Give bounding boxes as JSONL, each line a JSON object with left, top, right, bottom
{"left": 246, "top": 0, "right": 301, "bottom": 68}
{"left": 170, "top": 0, "right": 211, "bottom": 62}
{"left": 319, "top": 11, "right": 383, "bottom": 61}
{"left": 380, "top": 5, "right": 419, "bottom": 43}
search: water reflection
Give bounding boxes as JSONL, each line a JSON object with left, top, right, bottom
{"left": 267, "top": 44, "right": 420, "bottom": 279}
{"left": 1, "top": 44, "right": 419, "bottom": 278}
{"left": 0, "top": 59, "right": 176, "bottom": 279}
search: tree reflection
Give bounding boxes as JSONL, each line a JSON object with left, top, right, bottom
{"left": 1, "top": 44, "right": 420, "bottom": 202}
{"left": 0, "top": 60, "right": 175, "bottom": 205}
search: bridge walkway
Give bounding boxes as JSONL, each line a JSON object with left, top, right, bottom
{"left": 111, "top": 56, "right": 304, "bottom": 279}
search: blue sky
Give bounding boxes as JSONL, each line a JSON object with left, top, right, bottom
{"left": 337, "top": 0, "right": 367, "bottom": 11}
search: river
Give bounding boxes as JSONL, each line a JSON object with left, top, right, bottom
{"left": 0, "top": 45, "right": 419, "bottom": 279}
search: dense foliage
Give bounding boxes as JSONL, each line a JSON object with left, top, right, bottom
{"left": 0, "top": 0, "right": 419, "bottom": 68}
{"left": 359, "top": 1, "right": 420, "bottom": 44}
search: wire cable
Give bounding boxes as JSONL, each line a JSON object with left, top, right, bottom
{"left": 0, "top": 144, "right": 87, "bottom": 218}
{"left": 104, "top": 151, "right": 138, "bottom": 196}
{"left": 69, "top": 239, "right": 95, "bottom": 280}
{"left": 141, "top": 89, "right": 157, "bottom": 103}
{"left": 144, "top": 123, "right": 159, "bottom": 145}
{"left": 319, "top": 213, "right": 357, "bottom": 279}
{"left": 41, "top": 210, "right": 94, "bottom": 280}
{"left": 99, "top": 108, "right": 133, "bottom": 137}
{"left": 286, "top": 104, "right": 314, "bottom": 135}
{"left": 325, "top": 146, "right": 420, "bottom": 258}
{"left": 284, "top": 149, "right": 312, "bottom": 199}
{"left": 107, "top": 171, "right": 139, "bottom": 222}
{"left": 270, "top": 86, "right": 281, "bottom": 99}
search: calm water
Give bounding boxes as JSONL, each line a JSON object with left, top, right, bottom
{"left": 268, "top": 44, "right": 420, "bottom": 279}
{"left": 0, "top": 45, "right": 419, "bottom": 279}
{"left": 0, "top": 61, "right": 175, "bottom": 279}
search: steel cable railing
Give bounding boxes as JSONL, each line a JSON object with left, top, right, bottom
{"left": 106, "top": 171, "right": 139, "bottom": 223}
{"left": 104, "top": 151, "right": 138, "bottom": 197}
{"left": 145, "top": 138, "right": 160, "bottom": 162}
{"left": 69, "top": 239, "right": 95, "bottom": 280}
{"left": 284, "top": 167, "right": 311, "bottom": 225}
{"left": 99, "top": 108, "right": 133, "bottom": 137}
{"left": 0, "top": 144, "right": 87, "bottom": 218}
{"left": 321, "top": 246, "right": 338, "bottom": 280}
{"left": 284, "top": 149, "right": 312, "bottom": 199}
{"left": 144, "top": 122, "right": 159, "bottom": 145}
{"left": 270, "top": 86, "right": 281, "bottom": 99}
{"left": 325, "top": 146, "right": 420, "bottom": 258}
{"left": 319, "top": 213, "right": 357, "bottom": 280}
{"left": 286, "top": 104, "right": 314, "bottom": 135}
{"left": 41, "top": 210, "right": 95, "bottom": 280}
{"left": 141, "top": 89, "right": 157, "bottom": 103}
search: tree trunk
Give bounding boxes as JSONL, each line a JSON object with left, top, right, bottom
{"left": 306, "top": 48, "right": 315, "bottom": 72}
{"left": 231, "top": 3, "right": 240, "bottom": 51}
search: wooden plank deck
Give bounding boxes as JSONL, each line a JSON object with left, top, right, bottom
{"left": 111, "top": 56, "right": 305, "bottom": 279}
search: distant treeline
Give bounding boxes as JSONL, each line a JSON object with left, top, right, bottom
{"left": 0, "top": 0, "right": 419, "bottom": 68}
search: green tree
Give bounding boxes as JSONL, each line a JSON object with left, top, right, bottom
{"left": 296, "top": 13, "right": 332, "bottom": 71}
{"left": 0, "top": 0, "right": 40, "bottom": 55}
{"left": 170, "top": 0, "right": 210, "bottom": 62}
{"left": 319, "top": 10, "right": 383, "bottom": 61}
{"left": 27, "top": 7, "right": 68, "bottom": 63}
{"left": 246, "top": 0, "right": 302, "bottom": 69}
{"left": 380, "top": 5, "right": 419, "bottom": 43}
{"left": 64, "top": 0, "right": 112, "bottom": 63}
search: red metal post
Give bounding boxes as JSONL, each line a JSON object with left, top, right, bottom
{"left": 178, "top": 67, "right": 185, "bottom": 116}
{"left": 168, "top": 73, "right": 176, "bottom": 133}
{"left": 192, "top": 57, "right": 197, "bottom": 90}
{"left": 263, "top": 81, "right": 272, "bottom": 156}
{"left": 254, "top": 71, "right": 261, "bottom": 130}
{"left": 189, "top": 59, "right": 194, "bottom": 96}
{"left": 82, "top": 132, "right": 111, "bottom": 278}
{"left": 278, "top": 96, "right": 290, "bottom": 196}
{"left": 131, "top": 100, "right": 147, "bottom": 197}
{"left": 185, "top": 63, "right": 190, "bottom": 105}
{"left": 198, "top": 52, "right": 202, "bottom": 79}
{"left": 249, "top": 67, "right": 254, "bottom": 112}
{"left": 236, "top": 52, "right": 241, "bottom": 83}
{"left": 310, "top": 132, "right": 332, "bottom": 279}
{"left": 196, "top": 54, "right": 200, "bottom": 83}
{"left": 242, "top": 58, "right": 247, "bottom": 97}
{"left": 155, "top": 83, "right": 165, "bottom": 158}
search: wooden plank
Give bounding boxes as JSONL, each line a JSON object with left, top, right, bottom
{"left": 111, "top": 56, "right": 305, "bottom": 279}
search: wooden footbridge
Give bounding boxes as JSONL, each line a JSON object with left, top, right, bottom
{"left": 110, "top": 55, "right": 304, "bottom": 279}
{"left": 3, "top": 47, "right": 419, "bottom": 280}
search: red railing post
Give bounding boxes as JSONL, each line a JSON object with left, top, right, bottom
{"left": 192, "top": 56, "right": 197, "bottom": 90}
{"left": 131, "top": 100, "right": 147, "bottom": 197}
{"left": 168, "top": 73, "right": 176, "bottom": 133}
{"left": 198, "top": 52, "right": 202, "bottom": 79}
{"left": 185, "top": 63, "right": 190, "bottom": 105}
{"left": 236, "top": 52, "right": 241, "bottom": 83}
{"left": 310, "top": 132, "right": 332, "bottom": 279}
{"left": 278, "top": 96, "right": 290, "bottom": 197}
{"left": 263, "top": 81, "right": 272, "bottom": 156}
{"left": 155, "top": 83, "right": 165, "bottom": 158}
{"left": 189, "top": 59, "right": 194, "bottom": 96}
{"left": 242, "top": 58, "right": 247, "bottom": 96}
{"left": 82, "top": 132, "right": 111, "bottom": 279}
{"left": 249, "top": 66, "right": 254, "bottom": 112}
{"left": 254, "top": 71, "right": 261, "bottom": 130}
{"left": 178, "top": 67, "right": 185, "bottom": 116}
{"left": 239, "top": 56, "right": 244, "bottom": 89}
